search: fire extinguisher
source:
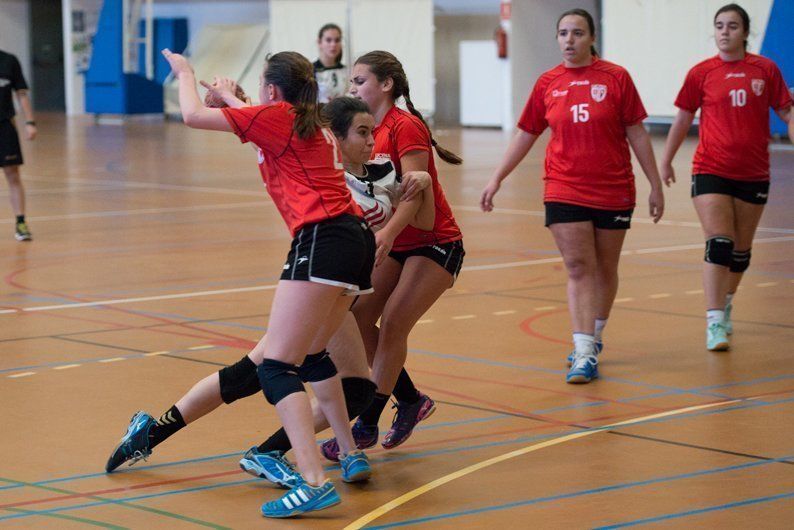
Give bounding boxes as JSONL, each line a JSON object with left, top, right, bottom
{"left": 495, "top": 24, "right": 507, "bottom": 59}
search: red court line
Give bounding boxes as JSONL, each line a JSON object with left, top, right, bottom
{"left": 413, "top": 367, "right": 664, "bottom": 412}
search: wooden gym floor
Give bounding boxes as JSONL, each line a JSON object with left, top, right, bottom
{"left": 1, "top": 114, "right": 792, "bottom": 529}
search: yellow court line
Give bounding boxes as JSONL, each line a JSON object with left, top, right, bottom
{"left": 188, "top": 345, "right": 214, "bottom": 351}
{"left": 343, "top": 398, "right": 743, "bottom": 530}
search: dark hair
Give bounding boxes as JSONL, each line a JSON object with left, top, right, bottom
{"left": 318, "top": 23, "right": 343, "bottom": 64}
{"left": 323, "top": 97, "right": 370, "bottom": 139}
{"left": 355, "top": 51, "right": 462, "bottom": 165}
{"left": 264, "top": 51, "right": 325, "bottom": 140}
{"left": 557, "top": 8, "right": 598, "bottom": 57}
{"left": 715, "top": 3, "right": 750, "bottom": 50}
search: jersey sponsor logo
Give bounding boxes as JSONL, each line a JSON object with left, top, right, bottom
{"left": 751, "top": 79, "right": 765, "bottom": 96}
{"left": 0, "top": 79, "right": 10, "bottom": 88}
{"left": 569, "top": 80, "right": 590, "bottom": 86}
{"left": 755, "top": 192, "right": 768, "bottom": 199}
{"left": 591, "top": 84, "right": 607, "bottom": 102}
{"left": 257, "top": 148, "right": 265, "bottom": 164}
{"left": 373, "top": 153, "right": 391, "bottom": 162}
{"left": 551, "top": 89, "right": 569, "bottom": 97}
{"left": 296, "top": 256, "right": 309, "bottom": 265}
{"left": 725, "top": 72, "right": 746, "bottom": 79}
{"left": 431, "top": 245, "right": 448, "bottom": 255}
{"left": 613, "top": 215, "right": 631, "bottom": 223}
{"left": 283, "top": 263, "right": 290, "bottom": 270}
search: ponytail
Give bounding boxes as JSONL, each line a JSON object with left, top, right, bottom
{"left": 265, "top": 52, "right": 326, "bottom": 140}
{"left": 355, "top": 50, "right": 462, "bottom": 165}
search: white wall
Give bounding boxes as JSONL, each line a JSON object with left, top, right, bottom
{"left": 153, "top": 0, "right": 268, "bottom": 41}
{"left": 0, "top": 0, "right": 32, "bottom": 93}
{"left": 509, "top": 0, "right": 598, "bottom": 128}
{"left": 603, "top": 0, "right": 773, "bottom": 118}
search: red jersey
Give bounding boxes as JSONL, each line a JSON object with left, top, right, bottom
{"left": 518, "top": 58, "right": 647, "bottom": 210}
{"left": 675, "top": 53, "right": 792, "bottom": 182}
{"left": 222, "top": 102, "right": 361, "bottom": 236}
{"left": 372, "top": 105, "right": 462, "bottom": 251}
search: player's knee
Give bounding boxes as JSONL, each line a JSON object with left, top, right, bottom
{"left": 729, "top": 249, "right": 751, "bottom": 273}
{"left": 704, "top": 236, "right": 734, "bottom": 266}
{"left": 298, "top": 350, "right": 338, "bottom": 382}
{"left": 218, "top": 355, "right": 260, "bottom": 404}
{"left": 257, "top": 359, "right": 305, "bottom": 405}
{"left": 341, "top": 377, "right": 377, "bottom": 419}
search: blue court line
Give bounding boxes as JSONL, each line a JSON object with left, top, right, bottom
{"left": 0, "top": 345, "right": 223, "bottom": 375}
{"left": 0, "top": 398, "right": 794, "bottom": 521}
{"left": 0, "top": 415, "right": 509, "bottom": 493}
{"left": 2, "top": 395, "right": 792, "bottom": 522}
{"left": 595, "top": 490, "right": 794, "bottom": 529}
{"left": 365, "top": 454, "right": 794, "bottom": 529}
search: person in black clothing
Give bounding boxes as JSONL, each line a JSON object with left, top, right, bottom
{"left": 313, "top": 23, "right": 347, "bottom": 103}
{"left": 0, "top": 49, "right": 36, "bottom": 241}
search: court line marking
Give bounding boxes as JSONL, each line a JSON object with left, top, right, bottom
{"left": 451, "top": 315, "right": 476, "bottom": 320}
{"left": 343, "top": 398, "right": 745, "bottom": 529}
{"left": 8, "top": 372, "right": 35, "bottom": 378}
{"left": 368, "top": 454, "right": 794, "bottom": 529}
{"left": 1, "top": 236, "right": 792, "bottom": 315}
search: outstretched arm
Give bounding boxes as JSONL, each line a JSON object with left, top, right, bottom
{"left": 162, "top": 49, "right": 231, "bottom": 131}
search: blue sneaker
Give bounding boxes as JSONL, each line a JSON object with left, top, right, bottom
{"left": 105, "top": 411, "right": 156, "bottom": 472}
{"left": 724, "top": 302, "right": 733, "bottom": 335}
{"left": 339, "top": 450, "right": 371, "bottom": 483}
{"left": 566, "top": 354, "right": 599, "bottom": 384}
{"left": 707, "top": 322, "right": 729, "bottom": 351}
{"left": 261, "top": 480, "right": 340, "bottom": 518}
{"left": 566, "top": 341, "right": 602, "bottom": 367}
{"left": 240, "top": 447, "right": 302, "bottom": 488}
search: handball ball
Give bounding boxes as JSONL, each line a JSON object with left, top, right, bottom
{"left": 204, "top": 85, "right": 248, "bottom": 108}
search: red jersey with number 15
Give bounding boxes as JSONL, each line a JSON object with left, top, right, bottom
{"left": 675, "top": 54, "right": 792, "bottom": 182}
{"left": 372, "top": 105, "right": 462, "bottom": 252}
{"left": 222, "top": 102, "right": 361, "bottom": 236}
{"left": 518, "top": 58, "right": 647, "bottom": 210}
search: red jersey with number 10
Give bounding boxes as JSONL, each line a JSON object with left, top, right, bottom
{"left": 675, "top": 54, "right": 792, "bottom": 182}
{"left": 518, "top": 58, "right": 647, "bottom": 210}
{"left": 222, "top": 102, "right": 361, "bottom": 236}
{"left": 372, "top": 105, "right": 462, "bottom": 252}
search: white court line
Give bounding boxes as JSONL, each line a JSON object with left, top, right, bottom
{"left": 757, "top": 282, "right": 778, "bottom": 288}
{"left": 534, "top": 306, "right": 557, "bottom": 311}
{"left": 25, "top": 174, "right": 266, "bottom": 197}
{"left": 0, "top": 201, "right": 266, "bottom": 224}
{"left": 1, "top": 236, "right": 792, "bottom": 316}
{"left": 649, "top": 293, "right": 672, "bottom": 299}
{"left": 145, "top": 351, "right": 170, "bottom": 356}
{"left": 417, "top": 319, "right": 434, "bottom": 324}
{"left": 685, "top": 289, "right": 704, "bottom": 295}
{"left": 188, "top": 345, "right": 214, "bottom": 351}
{"left": 614, "top": 297, "right": 634, "bottom": 303}
{"left": 452, "top": 315, "right": 476, "bottom": 320}
{"left": 451, "top": 205, "right": 794, "bottom": 234}
{"left": 98, "top": 357, "right": 125, "bottom": 363}
{"left": 53, "top": 364, "right": 80, "bottom": 370}
{"left": 493, "top": 310, "right": 516, "bottom": 316}
{"left": 8, "top": 372, "right": 35, "bottom": 378}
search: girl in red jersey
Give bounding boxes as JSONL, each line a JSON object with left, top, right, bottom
{"left": 147, "top": 50, "right": 372, "bottom": 518}
{"left": 480, "top": 9, "right": 664, "bottom": 384}
{"left": 320, "top": 50, "right": 466, "bottom": 458}
{"left": 661, "top": 3, "right": 793, "bottom": 351}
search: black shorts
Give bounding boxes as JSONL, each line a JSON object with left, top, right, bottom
{"left": 691, "top": 174, "right": 769, "bottom": 205}
{"left": 0, "top": 120, "right": 23, "bottom": 167}
{"left": 545, "top": 202, "right": 633, "bottom": 230}
{"left": 388, "top": 239, "right": 465, "bottom": 283}
{"left": 280, "top": 214, "right": 375, "bottom": 296}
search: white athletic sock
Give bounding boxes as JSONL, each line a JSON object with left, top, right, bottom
{"left": 725, "top": 292, "right": 735, "bottom": 308}
{"left": 594, "top": 318, "right": 608, "bottom": 342}
{"left": 706, "top": 310, "right": 724, "bottom": 326}
{"left": 572, "top": 333, "right": 595, "bottom": 356}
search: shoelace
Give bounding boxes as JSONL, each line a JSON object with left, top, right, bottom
{"left": 128, "top": 449, "right": 149, "bottom": 466}
{"left": 572, "top": 354, "right": 597, "bottom": 370}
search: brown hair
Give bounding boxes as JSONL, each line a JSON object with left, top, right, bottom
{"left": 715, "top": 3, "right": 750, "bottom": 50}
{"left": 318, "top": 23, "right": 343, "bottom": 64}
{"left": 264, "top": 51, "right": 325, "bottom": 140}
{"left": 355, "top": 51, "right": 462, "bottom": 165}
{"left": 557, "top": 8, "right": 598, "bottom": 57}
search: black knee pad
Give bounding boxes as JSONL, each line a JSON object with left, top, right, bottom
{"left": 257, "top": 359, "right": 305, "bottom": 405}
{"left": 705, "top": 236, "right": 734, "bottom": 266}
{"left": 218, "top": 355, "right": 260, "bottom": 404}
{"left": 298, "top": 350, "right": 338, "bottom": 383}
{"left": 729, "top": 249, "right": 751, "bottom": 273}
{"left": 341, "top": 377, "right": 377, "bottom": 419}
